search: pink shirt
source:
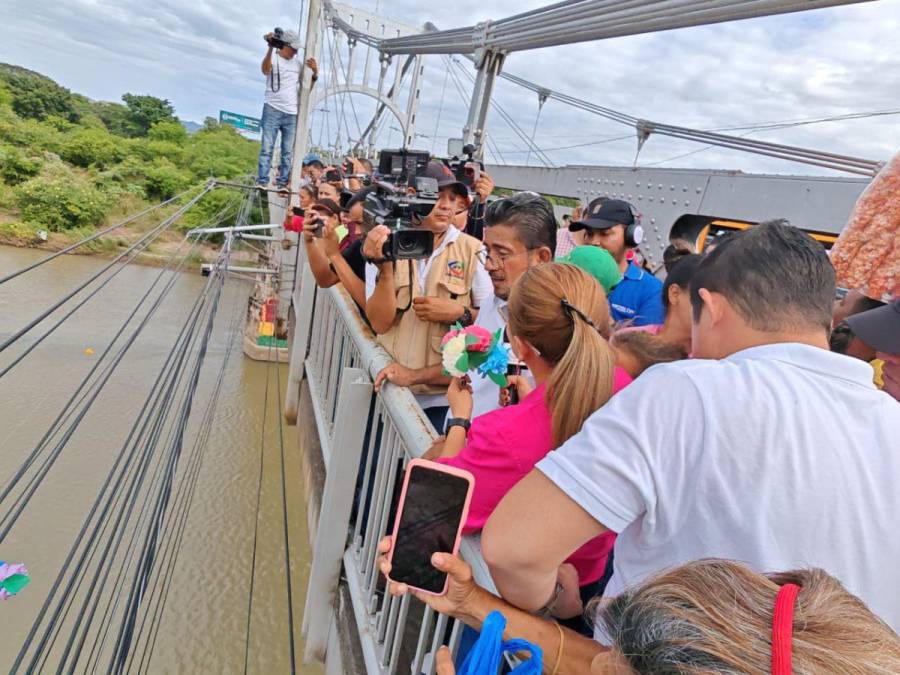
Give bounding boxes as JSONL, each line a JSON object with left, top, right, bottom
{"left": 440, "top": 382, "right": 623, "bottom": 585}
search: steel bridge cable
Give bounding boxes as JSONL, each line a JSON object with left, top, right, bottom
{"left": 108, "top": 266, "right": 227, "bottom": 674}
{"left": 0, "top": 230, "right": 217, "bottom": 544}
{"left": 450, "top": 58, "right": 554, "bottom": 167}
{"left": 243, "top": 321, "right": 273, "bottom": 675}
{"left": 0, "top": 192, "right": 240, "bottom": 510}
{"left": 0, "top": 184, "right": 214, "bottom": 356}
{"left": 442, "top": 57, "right": 508, "bottom": 164}
{"left": 274, "top": 302, "right": 298, "bottom": 674}
{"left": 332, "top": 27, "right": 366, "bottom": 146}
{"left": 131, "top": 284, "right": 244, "bottom": 674}
{"left": 30, "top": 254, "right": 229, "bottom": 672}
{"left": 9, "top": 255, "right": 223, "bottom": 671}
{"left": 376, "top": 0, "right": 875, "bottom": 54}
{"left": 325, "top": 2, "right": 881, "bottom": 174}
{"left": 0, "top": 187, "right": 198, "bottom": 287}
{"left": 82, "top": 227, "right": 243, "bottom": 675}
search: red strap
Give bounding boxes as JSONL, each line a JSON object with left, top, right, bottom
{"left": 771, "top": 583, "right": 801, "bottom": 675}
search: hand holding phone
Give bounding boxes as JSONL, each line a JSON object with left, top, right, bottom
{"left": 386, "top": 459, "right": 474, "bottom": 595}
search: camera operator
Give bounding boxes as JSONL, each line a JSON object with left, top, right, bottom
{"left": 303, "top": 189, "right": 373, "bottom": 310}
{"left": 255, "top": 29, "right": 318, "bottom": 191}
{"left": 364, "top": 163, "right": 491, "bottom": 429}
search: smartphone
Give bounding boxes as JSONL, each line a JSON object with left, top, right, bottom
{"left": 291, "top": 206, "right": 304, "bottom": 217}
{"left": 387, "top": 459, "right": 474, "bottom": 595}
{"left": 325, "top": 168, "right": 342, "bottom": 183}
{"left": 463, "top": 162, "right": 480, "bottom": 187}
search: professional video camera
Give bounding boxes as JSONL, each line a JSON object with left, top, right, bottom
{"left": 363, "top": 149, "right": 437, "bottom": 261}
{"left": 266, "top": 27, "right": 289, "bottom": 49}
{"left": 447, "top": 144, "right": 483, "bottom": 189}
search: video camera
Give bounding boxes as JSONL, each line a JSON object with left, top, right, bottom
{"left": 447, "top": 144, "right": 483, "bottom": 190}
{"left": 266, "top": 27, "right": 289, "bottom": 49}
{"left": 363, "top": 149, "right": 436, "bottom": 261}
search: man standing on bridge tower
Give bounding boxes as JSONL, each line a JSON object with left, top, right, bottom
{"left": 256, "top": 28, "right": 318, "bottom": 192}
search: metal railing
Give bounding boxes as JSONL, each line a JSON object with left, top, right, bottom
{"left": 291, "top": 247, "right": 496, "bottom": 674}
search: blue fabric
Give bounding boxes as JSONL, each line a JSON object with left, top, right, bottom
{"left": 608, "top": 262, "right": 665, "bottom": 326}
{"left": 257, "top": 103, "right": 297, "bottom": 186}
{"left": 457, "top": 611, "right": 542, "bottom": 675}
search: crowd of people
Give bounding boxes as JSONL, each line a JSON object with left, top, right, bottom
{"left": 289, "top": 153, "right": 900, "bottom": 672}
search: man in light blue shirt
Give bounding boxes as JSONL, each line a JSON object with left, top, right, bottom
{"left": 570, "top": 197, "right": 664, "bottom": 326}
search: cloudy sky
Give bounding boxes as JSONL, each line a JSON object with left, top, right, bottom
{"left": 3, "top": 0, "right": 899, "bottom": 176}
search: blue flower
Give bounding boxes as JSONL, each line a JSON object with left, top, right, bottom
{"left": 477, "top": 342, "right": 511, "bottom": 385}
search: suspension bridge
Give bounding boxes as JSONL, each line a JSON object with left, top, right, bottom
{"left": 0, "top": 0, "right": 891, "bottom": 673}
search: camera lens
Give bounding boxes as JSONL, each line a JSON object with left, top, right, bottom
{"left": 397, "top": 234, "right": 417, "bottom": 253}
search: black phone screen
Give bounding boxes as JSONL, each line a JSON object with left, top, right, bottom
{"left": 390, "top": 464, "right": 470, "bottom": 593}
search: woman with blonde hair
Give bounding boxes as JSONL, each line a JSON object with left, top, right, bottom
{"left": 377, "top": 550, "right": 900, "bottom": 674}
{"left": 427, "top": 263, "right": 620, "bottom": 625}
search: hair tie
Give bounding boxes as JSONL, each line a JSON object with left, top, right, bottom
{"left": 560, "top": 298, "right": 596, "bottom": 330}
{"left": 771, "top": 583, "right": 801, "bottom": 675}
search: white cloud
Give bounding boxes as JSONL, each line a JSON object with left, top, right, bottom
{"left": 2, "top": 0, "right": 898, "bottom": 175}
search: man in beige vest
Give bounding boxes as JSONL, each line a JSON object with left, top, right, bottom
{"left": 362, "top": 164, "right": 491, "bottom": 429}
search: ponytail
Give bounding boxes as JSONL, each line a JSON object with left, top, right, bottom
{"left": 508, "top": 263, "right": 615, "bottom": 447}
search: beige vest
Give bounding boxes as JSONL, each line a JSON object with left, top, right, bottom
{"left": 377, "top": 232, "right": 483, "bottom": 396}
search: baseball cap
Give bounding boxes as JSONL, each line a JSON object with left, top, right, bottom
{"left": 282, "top": 29, "right": 302, "bottom": 50}
{"left": 302, "top": 153, "right": 323, "bottom": 166}
{"left": 570, "top": 198, "right": 635, "bottom": 232}
{"left": 846, "top": 299, "right": 900, "bottom": 354}
{"left": 343, "top": 185, "right": 377, "bottom": 212}
{"left": 557, "top": 246, "right": 622, "bottom": 294}
{"left": 423, "top": 162, "right": 469, "bottom": 199}
{"left": 309, "top": 198, "right": 341, "bottom": 217}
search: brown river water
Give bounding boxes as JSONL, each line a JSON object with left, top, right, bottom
{"left": 0, "top": 245, "right": 322, "bottom": 673}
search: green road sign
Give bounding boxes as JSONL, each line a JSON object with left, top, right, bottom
{"left": 219, "top": 110, "right": 261, "bottom": 133}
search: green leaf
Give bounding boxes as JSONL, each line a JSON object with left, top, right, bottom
{"left": 455, "top": 352, "right": 469, "bottom": 372}
{"left": 0, "top": 573, "right": 30, "bottom": 595}
{"left": 488, "top": 372, "right": 508, "bottom": 387}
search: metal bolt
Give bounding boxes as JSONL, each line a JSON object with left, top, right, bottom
{"left": 696, "top": 187, "right": 702, "bottom": 193}
{"left": 658, "top": 184, "right": 663, "bottom": 189}
{"left": 670, "top": 185, "right": 675, "bottom": 190}
{"left": 620, "top": 180, "right": 625, "bottom": 186}
{"left": 685, "top": 200, "right": 691, "bottom": 206}
{"left": 651, "top": 217, "right": 656, "bottom": 224}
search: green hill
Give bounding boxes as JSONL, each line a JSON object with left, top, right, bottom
{"left": 0, "top": 63, "right": 259, "bottom": 246}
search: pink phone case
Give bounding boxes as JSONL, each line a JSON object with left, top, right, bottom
{"left": 386, "top": 458, "right": 475, "bottom": 596}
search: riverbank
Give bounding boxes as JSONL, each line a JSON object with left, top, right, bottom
{"left": 0, "top": 218, "right": 257, "bottom": 269}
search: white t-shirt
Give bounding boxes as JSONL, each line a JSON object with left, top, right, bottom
{"left": 537, "top": 343, "right": 900, "bottom": 637}
{"left": 264, "top": 53, "right": 301, "bottom": 115}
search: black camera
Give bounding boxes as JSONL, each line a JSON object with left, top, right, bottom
{"left": 447, "top": 144, "right": 483, "bottom": 189}
{"left": 377, "top": 149, "right": 431, "bottom": 186}
{"left": 324, "top": 168, "right": 342, "bottom": 183}
{"left": 266, "top": 27, "right": 289, "bottom": 49}
{"left": 363, "top": 178, "right": 437, "bottom": 261}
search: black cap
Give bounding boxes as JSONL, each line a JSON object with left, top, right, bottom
{"left": 846, "top": 299, "right": 900, "bottom": 354}
{"left": 342, "top": 185, "right": 377, "bottom": 211}
{"left": 570, "top": 198, "right": 635, "bottom": 232}
{"left": 310, "top": 198, "right": 341, "bottom": 216}
{"left": 423, "top": 162, "right": 468, "bottom": 199}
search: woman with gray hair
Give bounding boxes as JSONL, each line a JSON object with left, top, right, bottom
{"left": 377, "top": 538, "right": 900, "bottom": 673}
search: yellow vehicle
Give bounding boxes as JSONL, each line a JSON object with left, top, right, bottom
{"left": 668, "top": 215, "right": 840, "bottom": 253}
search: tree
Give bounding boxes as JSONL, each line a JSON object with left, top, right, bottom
{"left": 121, "top": 94, "right": 177, "bottom": 136}
{"left": 148, "top": 120, "right": 188, "bottom": 145}
{"left": 4, "top": 71, "right": 78, "bottom": 121}
{"left": 93, "top": 100, "right": 136, "bottom": 137}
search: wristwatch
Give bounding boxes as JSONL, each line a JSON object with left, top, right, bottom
{"left": 459, "top": 306, "right": 474, "bottom": 327}
{"left": 445, "top": 418, "right": 471, "bottom": 435}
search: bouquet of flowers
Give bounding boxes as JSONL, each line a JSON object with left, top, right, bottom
{"left": 441, "top": 323, "right": 511, "bottom": 387}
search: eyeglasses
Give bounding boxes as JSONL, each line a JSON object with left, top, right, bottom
{"left": 476, "top": 248, "right": 532, "bottom": 270}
